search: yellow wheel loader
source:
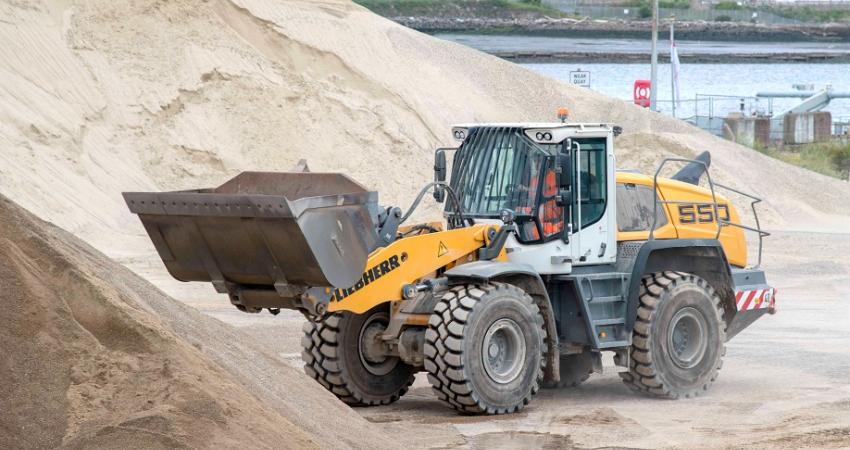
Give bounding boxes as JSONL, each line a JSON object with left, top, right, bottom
{"left": 126, "top": 121, "right": 775, "bottom": 415}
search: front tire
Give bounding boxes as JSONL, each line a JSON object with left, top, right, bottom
{"left": 301, "top": 306, "right": 415, "bottom": 406}
{"left": 424, "top": 283, "right": 546, "bottom": 414}
{"left": 619, "top": 271, "right": 726, "bottom": 398}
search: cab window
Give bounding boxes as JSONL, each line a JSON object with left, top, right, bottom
{"left": 515, "top": 158, "right": 563, "bottom": 243}
{"left": 574, "top": 139, "right": 607, "bottom": 228}
{"left": 616, "top": 183, "right": 668, "bottom": 231}
{"left": 537, "top": 160, "right": 564, "bottom": 240}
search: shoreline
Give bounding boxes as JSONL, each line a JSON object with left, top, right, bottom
{"left": 397, "top": 17, "right": 850, "bottom": 43}
{"left": 491, "top": 51, "right": 850, "bottom": 63}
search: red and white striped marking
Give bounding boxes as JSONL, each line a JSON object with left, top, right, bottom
{"left": 735, "top": 288, "right": 775, "bottom": 311}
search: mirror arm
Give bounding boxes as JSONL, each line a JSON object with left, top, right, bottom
{"left": 433, "top": 147, "right": 457, "bottom": 203}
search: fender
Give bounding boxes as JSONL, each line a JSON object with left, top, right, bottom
{"left": 625, "top": 239, "right": 735, "bottom": 331}
{"left": 444, "top": 261, "right": 561, "bottom": 383}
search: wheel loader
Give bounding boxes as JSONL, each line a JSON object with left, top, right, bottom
{"left": 125, "top": 120, "right": 775, "bottom": 415}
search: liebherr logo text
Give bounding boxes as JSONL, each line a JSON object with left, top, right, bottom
{"left": 331, "top": 254, "right": 402, "bottom": 301}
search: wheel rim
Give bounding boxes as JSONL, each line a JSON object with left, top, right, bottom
{"left": 667, "top": 307, "right": 708, "bottom": 370}
{"left": 359, "top": 312, "right": 398, "bottom": 376}
{"left": 482, "top": 318, "right": 526, "bottom": 384}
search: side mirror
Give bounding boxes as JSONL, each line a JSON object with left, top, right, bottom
{"left": 434, "top": 149, "right": 447, "bottom": 203}
{"left": 435, "top": 149, "right": 447, "bottom": 182}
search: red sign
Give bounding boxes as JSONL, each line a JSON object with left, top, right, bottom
{"left": 634, "top": 80, "right": 651, "bottom": 108}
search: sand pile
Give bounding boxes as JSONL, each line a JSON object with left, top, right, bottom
{"left": 1, "top": 0, "right": 848, "bottom": 280}
{"left": 0, "top": 1, "right": 847, "bottom": 446}
{"left": 0, "top": 193, "right": 393, "bottom": 449}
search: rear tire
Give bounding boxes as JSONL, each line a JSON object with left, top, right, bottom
{"left": 301, "top": 306, "right": 415, "bottom": 406}
{"left": 619, "top": 271, "right": 726, "bottom": 399}
{"left": 424, "top": 283, "right": 546, "bottom": 414}
{"left": 543, "top": 352, "right": 594, "bottom": 389}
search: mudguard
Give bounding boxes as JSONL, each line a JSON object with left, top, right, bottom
{"left": 625, "top": 239, "right": 735, "bottom": 332}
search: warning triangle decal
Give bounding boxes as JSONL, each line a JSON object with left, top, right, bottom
{"left": 437, "top": 241, "right": 449, "bottom": 257}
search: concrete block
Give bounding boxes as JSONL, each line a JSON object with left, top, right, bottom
{"left": 723, "top": 114, "right": 771, "bottom": 148}
{"left": 783, "top": 112, "right": 832, "bottom": 145}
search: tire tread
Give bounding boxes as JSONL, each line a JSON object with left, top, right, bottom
{"left": 424, "top": 282, "right": 546, "bottom": 414}
{"left": 301, "top": 313, "right": 414, "bottom": 406}
{"left": 619, "top": 271, "right": 726, "bottom": 399}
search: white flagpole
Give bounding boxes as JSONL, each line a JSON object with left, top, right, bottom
{"left": 671, "top": 17, "right": 676, "bottom": 118}
{"left": 650, "top": 0, "right": 658, "bottom": 111}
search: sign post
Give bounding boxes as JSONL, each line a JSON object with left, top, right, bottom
{"left": 569, "top": 69, "right": 591, "bottom": 88}
{"left": 650, "top": 0, "right": 658, "bottom": 111}
{"left": 670, "top": 17, "right": 679, "bottom": 118}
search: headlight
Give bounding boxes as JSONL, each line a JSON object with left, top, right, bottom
{"left": 534, "top": 131, "right": 553, "bottom": 142}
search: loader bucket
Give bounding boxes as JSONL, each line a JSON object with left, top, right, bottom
{"left": 124, "top": 172, "right": 380, "bottom": 291}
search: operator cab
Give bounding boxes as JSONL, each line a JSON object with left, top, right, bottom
{"left": 435, "top": 122, "right": 618, "bottom": 273}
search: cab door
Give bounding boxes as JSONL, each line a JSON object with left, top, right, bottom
{"left": 570, "top": 136, "right": 617, "bottom": 266}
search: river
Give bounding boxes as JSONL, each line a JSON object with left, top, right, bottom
{"left": 435, "top": 34, "right": 850, "bottom": 121}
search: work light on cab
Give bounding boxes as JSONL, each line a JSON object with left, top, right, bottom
{"left": 557, "top": 107, "right": 570, "bottom": 123}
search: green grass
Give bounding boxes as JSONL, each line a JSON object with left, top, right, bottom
{"left": 756, "top": 141, "right": 850, "bottom": 179}
{"left": 763, "top": 6, "right": 850, "bottom": 23}
{"left": 713, "top": 1, "right": 744, "bottom": 11}
{"left": 509, "top": 0, "right": 562, "bottom": 14}
{"left": 353, "top": 0, "right": 567, "bottom": 18}
{"left": 615, "top": 0, "right": 849, "bottom": 23}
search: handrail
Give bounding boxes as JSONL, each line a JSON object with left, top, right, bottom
{"left": 648, "top": 158, "right": 769, "bottom": 268}
{"left": 649, "top": 158, "right": 720, "bottom": 241}
{"left": 573, "top": 141, "right": 583, "bottom": 262}
{"left": 582, "top": 277, "right": 595, "bottom": 302}
{"left": 714, "top": 183, "right": 770, "bottom": 268}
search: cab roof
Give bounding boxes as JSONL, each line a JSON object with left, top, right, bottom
{"left": 450, "top": 123, "right": 615, "bottom": 145}
{"left": 452, "top": 122, "right": 613, "bottom": 130}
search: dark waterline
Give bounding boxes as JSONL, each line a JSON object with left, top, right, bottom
{"left": 436, "top": 33, "right": 850, "bottom": 56}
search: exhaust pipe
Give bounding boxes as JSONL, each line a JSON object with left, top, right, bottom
{"left": 671, "top": 151, "right": 711, "bottom": 185}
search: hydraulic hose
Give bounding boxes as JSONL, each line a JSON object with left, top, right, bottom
{"left": 399, "top": 181, "right": 466, "bottom": 229}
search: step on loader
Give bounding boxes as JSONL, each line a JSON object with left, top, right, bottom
{"left": 126, "top": 120, "right": 776, "bottom": 414}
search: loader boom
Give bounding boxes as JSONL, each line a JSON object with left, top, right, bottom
{"left": 327, "top": 224, "right": 498, "bottom": 314}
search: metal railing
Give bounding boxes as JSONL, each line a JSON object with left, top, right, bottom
{"left": 648, "top": 157, "right": 770, "bottom": 268}
{"left": 751, "top": 0, "right": 850, "bottom": 9}
{"left": 713, "top": 182, "right": 770, "bottom": 268}
{"left": 547, "top": 0, "right": 806, "bottom": 24}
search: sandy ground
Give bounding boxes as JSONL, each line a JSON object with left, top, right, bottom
{"left": 173, "top": 230, "right": 850, "bottom": 449}
{"left": 0, "top": 194, "right": 396, "bottom": 449}
{"left": 1, "top": 0, "right": 849, "bottom": 448}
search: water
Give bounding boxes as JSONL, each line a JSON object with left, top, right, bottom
{"left": 524, "top": 63, "right": 850, "bottom": 120}
{"left": 436, "top": 34, "right": 850, "bottom": 121}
